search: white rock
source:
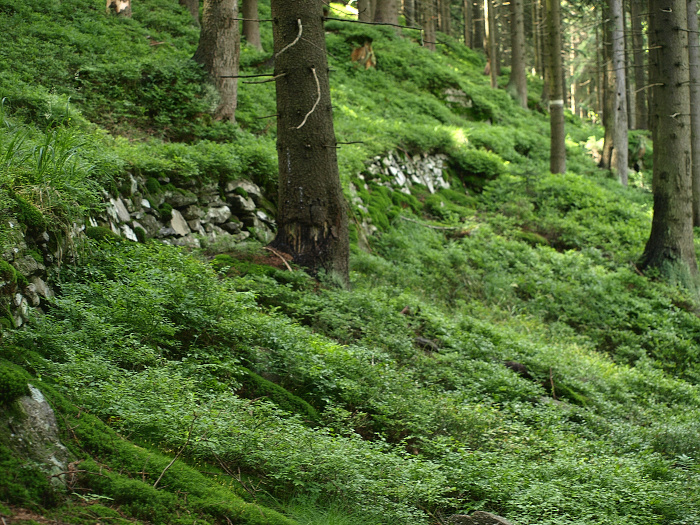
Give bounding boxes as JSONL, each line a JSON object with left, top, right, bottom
{"left": 169, "top": 209, "right": 191, "bottom": 236}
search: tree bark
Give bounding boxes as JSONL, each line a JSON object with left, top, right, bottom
{"left": 358, "top": 0, "right": 373, "bottom": 21}
{"left": 405, "top": 0, "right": 416, "bottom": 26}
{"left": 463, "top": 0, "right": 472, "bottom": 47}
{"left": 193, "top": 0, "right": 239, "bottom": 122}
{"left": 610, "top": 0, "right": 629, "bottom": 185}
{"left": 506, "top": 0, "right": 527, "bottom": 107}
{"left": 423, "top": 0, "right": 437, "bottom": 51}
{"left": 374, "top": 0, "right": 399, "bottom": 25}
{"left": 270, "top": 0, "right": 350, "bottom": 285}
{"left": 241, "top": 0, "right": 262, "bottom": 50}
{"left": 599, "top": 4, "right": 614, "bottom": 169}
{"left": 439, "top": 0, "right": 452, "bottom": 34}
{"left": 179, "top": 0, "right": 200, "bottom": 25}
{"left": 640, "top": 0, "right": 697, "bottom": 283}
{"left": 546, "top": 0, "right": 565, "bottom": 173}
{"left": 630, "top": 0, "right": 647, "bottom": 129}
{"left": 687, "top": 0, "right": 700, "bottom": 226}
{"left": 485, "top": 0, "right": 498, "bottom": 88}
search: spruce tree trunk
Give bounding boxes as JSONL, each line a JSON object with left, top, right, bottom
{"left": 599, "top": 4, "right": 614, "bottom": 169}
{"left": 610, "top": 0, "right": 629, "bottom": 185}
{"left": 358, "top": 0, "right": 373, "bottom": 21}
{"left": 193, "top": 0, "right": 239, "bottom": 122}
{"left": 485, "top": 0, "right": 498, "bottom": 88}
{"left": 640, "top": 0, "right": 697, "bottom": 283}
{"left": 423, "top": 0, "right": 437, "bottom": 51}
{"left": 687, "top": 0, "right": 700, "bottom": 226}
{"left": 405, "top": 0, "right": 416, "bottom": 26}
{"left": 630, "top": 0, "right": 647, "bottom": 129}
{"left": 463, "top": 0, "right": 472, "bottom": 47}
{"left": 439, "top": 0, "right": 452, "bottom": 34}
{"left": 179, "top": 0, "right": 200, "bottom": 26}
{"left": 506, "top": 0, "right": 527, "bottom": 108}
{"left": 374, "top": 0, "right": 399, "bottom": 25}
{"left": 270, "top": 0, "right": 349, "bottom": 285}
{"left": 473, "top": 0, "right": 484, "bottom": 50}
{"left": 546, "top": 0, "right": 565, "bottom": 173}
{"left": 241, "top": 0, "right": 262, "bottom": 51}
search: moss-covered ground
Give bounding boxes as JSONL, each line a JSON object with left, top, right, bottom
{"left": 3, "top": 1, "right": 700, "bottom": 525}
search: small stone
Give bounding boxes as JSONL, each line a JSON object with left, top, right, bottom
{"left": 204, "top": 206, "right": 232, "bottom": 224}
{"left": 227, "top": 194, "right": 256, "bottom": 214}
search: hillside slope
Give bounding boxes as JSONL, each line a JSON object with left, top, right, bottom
{"left": 2, "top": 1, "right": 700, "bottom": 525}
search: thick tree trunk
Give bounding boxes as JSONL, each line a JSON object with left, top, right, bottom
{"left": 463, "top": 0, "right": 472, "bottom": 47}
{"left": 270, "top": 0, "right": 349, "bottom": 285}
{"left": 193, "top": 0, "right": 239, "bottom": 122}
{"left": 610, "top": 0, "right": 629, "bottom": 185}
{"left": 241, "top": 0, "right": 262, "bottom": 50}
{"left": 179, "top": 0, "right": 200, "bottom": 25}
{"left": 423, "top": 0, "right": 437, "bottom": 51}
{"left": 630, "top": 0, "right": 647, "bottom": 129}
{"left": 439, "top": 0, "right": 452, "bottom": 34}
{"left": 688, "top": 0, "right": 700, "bottom": 226}
{"left": 374, "top": 0, "right": 399, "bottom": 25}
{"left": 506, "top": 0, "right": 527, "bottom": 108}
{"left": 485, "top": 0, "right": 498, "bottom": 88}
{"left": 546, "top": 0, "right": 565, "bottom": 173}
{"left": 640, "top": 0, "right": 697, "bottom": 283}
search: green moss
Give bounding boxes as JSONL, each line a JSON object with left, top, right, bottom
{"left": 145, "top": 177, "right": 162, "bottom": 195}
{"left": 159, "top": 202, "right": 173, "bottom": 221}
{"left": 13, "top": 194, "right": 45, "bottom": 229}
{"left": 133, "top": 226, "right": 147, "bottom": 243}
{"left": 85, "top": 226, "right": 122, "bottom": 242}
{"left": 0, "top": 362, "right": 29, "bottom": 404}
{"left": 0, "top": 260, "right": 27, "bottom": 290}
{"left": 239, "top": 368, "right": 320, "bottom": 423}
{"left": 233, "top": 186, "right": 249, "bottom": 199}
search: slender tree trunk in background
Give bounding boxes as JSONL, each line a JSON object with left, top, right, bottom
{"left": 623, "top": 2, "right": 634, "bottom": 129}
{"left": 600, "top": 4, "right": 614, "bottom": 169}
{"left": 687, "top": 0, "right": 700, "bottom": 226}
{"left": 423, "top": 0, "right": 437, "bottom": 50}
{"left": 374, "top": 0, "right": 399, "bottom": 25}
{"left": 595, "top": 13, "right": 602, "bottom": 116}
{"left": 463, "top": 0, "right": 473, "bottom": 47}
{"left": 241, "top": 0, "right": 262, "bottom": 50}
{"left": 439, "top": 0, "right": 452, "bottom": 34}
{"left": 506, "top": 0, "right": 527, "bottom": 107}
{"left": 473, "top": 0, "right": 484, "bottom": 50}
{"left": 532, "top": 0, "right": 541, "bottom": 78}
{"left": 630, "top": 0, "right": 647, "bottom": 129}
{"left": 179, "top": 0, "right": 200, "bottom": 25}
{"left": 270, "top": 0, "right": 350, "bottom": 285}
{"left": 193, "top": 0, "right": 239, "bottom": 122}
{"left": 640, "top": 0, "right": 697, "bottom": 284}
{"left": 540, "top": 0, "right": 550, "bottom": 104}
{"left": 546, "top": 0, "right": 565, "bottom": 173}
{"left": 611, "top": 0, "right": 629, "bottom": 185}
{"left": 485, "top": 0, "right": 498, "bottom": 87}
{"left": 405, "top": 0, "right": 416, "bottom": 26}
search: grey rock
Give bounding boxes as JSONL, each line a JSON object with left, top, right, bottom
{"left": 227, "top": 194, "right": 256, "bottom": 214}
{"left": 188, "top": 219, "right": 206, "bottom": 235}
{"left": 164, "top": 189, "right": 198, "bottom": 208}
{"left": 221, "top": 221, "right": 242, "bottom": 234}
{"left": 169, "top": 209, "right": 191, "bottom": 237}
{"left": 171, "top": 235, "right": 201, "bottom": 248}
{"left": 141, "top": 198, "right": 152, "bottom": 209}
{"left": 225, "top": 180, "right": 264, "bottom": 204}
{"left": 121, "top": 224, "right": 139, "bottom": 242}
{"left": 13, "top": 255, "right": 44, "bottom": 277}
{"left": 204, "top": 205, "right": 232, "bottom": 224}
{"left": 109, "top": 197, "right": 132, "bottom": 223}
{"left": 138, "top": 214, "right": 161, "bottom": 237}
{"left": 182, "top": 205, "right": 205, "bottom": 221}
{"left": 24, "top": 284, "right": 41, "bottom": 306}
{"left": 30, "top": 277, "right": 54, "bottom": 300}
{"left": 6, "top": 385, "right": 71, "bottom": 486}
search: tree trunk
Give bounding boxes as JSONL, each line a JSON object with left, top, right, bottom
{"left": 506, "top": 0, "right": 527, "bottom": 107}
{"left": 463, "top": 0, "right": 472, "bottom": 47}
{"left": 405, "top": 0, "right": 416, "bottom": 26}
{"left": 630, "top": 0, "right": 647, "bottom": 129}
{"left": 374, "top": 0, "right": 399, "bottom": 25}
{"left": 193, "top": 0, "right": 239, "bottom": 122}
{"left": 179, "top": 0, "right": 199, "bottom": 25}
{"left": 439, "top": 0, "right": 452, "bottom": 34}
{"left": 270, "top": 0, "right": 350, "bottom": 285}
{"left": 640, "top": 0, "right": 697, "bottom": 284}
{"left": 599, "top": 4, "right": 614, "bottom": 169}
{"left": 423, "top": 0, "right": 437, "bottom": 50}
{"left": 485, "top": 0, "right": 498, "bottom": 88}
{"left": 473, "top": 0, "right": 484, "bottom": 51}
{"left": 532, "top": 0, "right": 541, "bottom": 79}
{"left": 546, "top": 0, "right": 565, "bottom": 173}
{"left": 358, "top": 0, "right": 375, "bottom": 22}
{"left": 623, "top": 1, "right": 635, "bottom": 129}
{"left": 688, "top": 0, "right": 700, "bottom": 226}
{"left": 241, "top": 0, "right": 262, "bottom": 51}
{"left": 610, "top": 0, "right": 629, "bottom": 185}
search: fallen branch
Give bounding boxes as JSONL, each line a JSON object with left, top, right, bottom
{"left": 263, "top": 246, "right": 293, "bottom": 271}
